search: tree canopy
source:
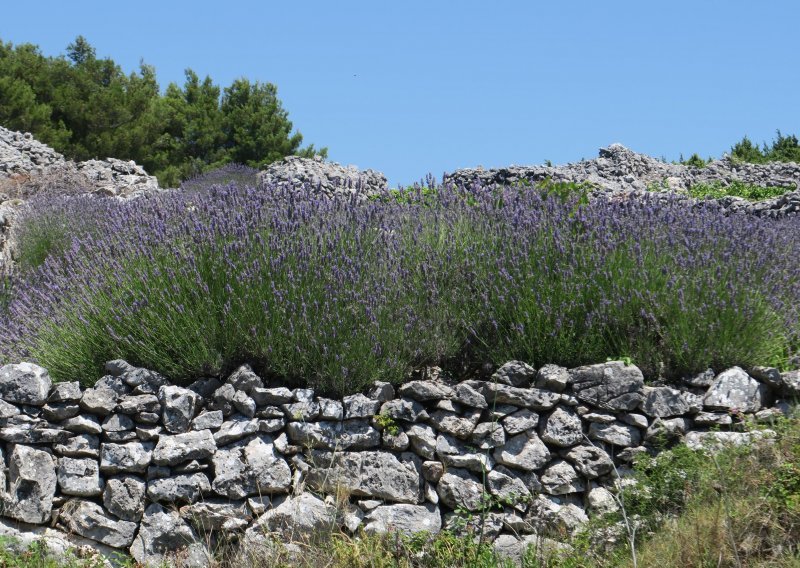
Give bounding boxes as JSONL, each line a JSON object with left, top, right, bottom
{"left": 0, "top": 36, "right": 326, "bottom": 186}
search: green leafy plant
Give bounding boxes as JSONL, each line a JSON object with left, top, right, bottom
{"left": 687, "top": 180, "right": 793, "bottom": 201}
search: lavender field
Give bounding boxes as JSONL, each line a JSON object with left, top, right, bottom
{"left": 1, "top": 179, "right": 799, "bottom": 395}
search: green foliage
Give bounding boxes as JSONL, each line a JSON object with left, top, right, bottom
{"left": 681, "top": 153, "right": 708, "bottom": 168}
{"left": 687, "top": 179, "right": 793, "bottom": 201}
{"left": 730, "top": 130, "right": 800, "bottom": 164}
{"left": 0, "top": 36, "right": 325, "bottom": 187}
{"left": 373, "top": 412, "right": 400, "bottom": 435}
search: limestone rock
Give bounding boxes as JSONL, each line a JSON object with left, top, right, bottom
{"left": 57, "top": 457, "right": 102, "bottom": 497}
{"left": 306, "top": 450, "right": 422, "bottom": 504}
{"left": 0, "top": 362, "right": 51, "bottom": 405}
{"left": 130, "top": 503, "right": 209, "bottom": 568}
{"left": 100, "top": 441, "right": 153, "bottom": 474}
{"left": 3, "top": 444, "right": 57, "bottom": 524}
{"left": 159, "top": 385, "right": 200, "bottom": 434}
{"left": 436, "top": 468, "right": 486, "bottom": 511}
{"left": 364, "top": 503, "right": 442, "bottom": 534}
{"left": 492, "top": 361, "right": 537, "bottom": 387}
{"left": 493, "top": 431, "right": 551, "bottom": 471}
{"left": 153, "top": 429, "right": 216, "bottom": 466}
{"left": 211, "top": 435, "right": 291, "bottom": 499}
{"left": 703, "top": 367, "right": 768, "bottom": 412}
{"left": 569, "top": 361, "right": 644, "bottom": 411}
{"left": 103, "top": 475, "right": 146, "bottom": 521}
{"left": 540, "top": 406, "right": 583, "bottom": 447}
{"left": 641, "top": 386, "right": 691, "bottom": 417}
{"left": 62, "top": 499, "right": 137, "bottom": 548}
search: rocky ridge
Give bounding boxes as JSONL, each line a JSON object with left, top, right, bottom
{"left": 0, "top": 359, "right": 796, "bottom": 566}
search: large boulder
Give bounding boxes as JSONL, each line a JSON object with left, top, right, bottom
{"left": 211, "top": 435, "right": 291, "bottom": 499}
{"left": 247, "top": 492, "right": 338, "bottom": 542}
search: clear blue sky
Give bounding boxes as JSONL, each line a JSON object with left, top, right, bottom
{"left": 2, "top": 1, "right": 798, "bottom": 187}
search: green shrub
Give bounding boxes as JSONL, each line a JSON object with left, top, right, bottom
{"left": 687, "top": 180, "right": 793, "bottom": 201}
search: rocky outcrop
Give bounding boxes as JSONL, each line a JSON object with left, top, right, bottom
{"left": 444, "top": 143, "right": 800, "bottom": 218}
{"left": 0, "top": 359, "right": 792, "bottom": 565}
{"left": 257, "top": 155, "right": 388, "bottom": 201}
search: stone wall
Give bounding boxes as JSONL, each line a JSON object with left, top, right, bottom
{"left": 0, "top": 359, "right": 797, "bottom": 566}
{"left": 444, "top": 144, "right": 800, "bottom": 218}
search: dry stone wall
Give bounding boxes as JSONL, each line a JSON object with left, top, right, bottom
{"left": 0, "top": 359, "right": 797, "bottom": 566}
{"left": 445, "top": 144, "right": 800, "bottom": 218}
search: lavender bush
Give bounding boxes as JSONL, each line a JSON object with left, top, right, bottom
{"left": 180, "top": 163, "right": 260, "bottom": 193}
{"left": 1, "top": 181, "right": 798, "bottom": 394}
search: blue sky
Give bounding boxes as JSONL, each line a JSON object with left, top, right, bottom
{"left": 1, "top": 1, "right": 798, "bottom": 187}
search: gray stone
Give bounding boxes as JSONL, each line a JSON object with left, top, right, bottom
{"left": 0, "top": 399, "right": 19, "bottom": 418}
{"left": 318, "top": 398, "right": 344, "bottom": 420}
{"left": 130, "top": 504, "right": 208, "bottom": 568}
{"left": 641, "top": 386, "right": 691, "bottom": 417}
{"left": 153, "top": 429, "right": 216, "bottom": 466}
{"left": 293, "top": 388, "right": 315, "bottom": 403}
{"left": 282, "top": 401, "right": 320, "bottom": 421}
{"left": 564, "top": 445, "right": 614, "bottom": 478}
{"left": 779, "top": 370, "right": 800, "bottom": 396}
{"left": 406, "top": 423, "right": 438, "bottom": 459}
{"left": 684, "top": 368, "right": 716, "bottom": 388}
{"left": 502, "top": 409, "right": 539, "bottom": 435}
{"left": 258, "top": 418, "right": 284, "bottom": 433}
{"left": 0, "top": 362, "right": 51, "bottom": 405}
{"left": 587, "top": 485, "right": 619, "bottom": 515}
{"left": 286, "top": 420, "right": 380, "bottom": 450}
{"left": 540, "top": 460, "right": 585, "bottom": 495}
{"left": 136, "top": 413, "right": 160, "bottom": 425}
{"left": 487, "top": 465, "right": 532, "bottom": 509}
{"left": 0, "top": 425, "right": 70, "bottom": 444}
{"left": 343, "top": 393, "right": 382, "bottom": 418}
{"left": 583, "top": 411, "right": 617, "bottom": 423}
{"left": 493, "top": 431, "right": 551, "bottom": 471}
{"left": 103, "top": 475, "right": 146, "bottom": 521}
{"left": 105, "top": 359, "right": 135, "bottom": 376}
{"left": 180, "top": 500, "right": 252, "bottom": 532}
{"left": 703, "top": 367, "right": 768, "bottom": 412}
{"left": 588, "top": 421, "right": 641, "bottom": 447}
{"left": 693, "top": 412, "right": 733, "bottom": 426}
{"left": 382, "top": 429, "right": 409, "bottom": 451}
{"left": 95, "top": 375, "right": 130, "bottom": 396}
{"left": 619, "top": 413, "right": 649, "bottom": 429}
{"left": 147, "top": 473, "right": 210, "bottom": 504}
{"left": 117, "top": 394, "right": 160, "bottom": 415}
{"left": 192, "top": 410, "right": 223, "bottom": 431}
{"left": 685, "top": 429, "right": 776, "bottom": 451}
{"left": 749, "top": 366, "right": 784, "bottom": 390}
{"left": 306, "top": 450, "right": 422, "bottom": 504}
{"left": 452, "top": 383, "right": 487, "bottom": 408}
{"left": 540, "top": 406, "right": 583, "bottom": 447}
{"left": 479, "top": 382, "right": 560, "bottom": 410}
{"left": 54, "top": 433, "right": 100, "bottom": 458}
{"left": 397, "top": 380, "right": 454, "bottom": 401}
{"left": 102, "top": 413, "right": 134, "bottom": 432}
{"left": 61, "top": 499, "right": 138, "bottom": 548}
{"left": 100, "top": 441, "right": 153, "bottom": 474}
{"left": 368, "top": 381, "right": 395, "bottom": 402}
{"left": 232, "top": 391, "right": 257, "bottom": 418}
{"left": 79, "top": 388, "right": 117, "bottom": 416}
{"left": 47, "top": 382, "right": 82, "bottom": 403}
{"left": 57, "top": 457, "right": 102, "bottom": 497}
{"left": 257, "top": 154, "right": 388, "bottom": 201}
{"left": 436, "top": 468, "right": 486, "bottom": 511}
{"left": 211, "top": 435, "right": 291, "bottom": 499}
{"left": 42, "top": 403, "right": 80, "bottom": 422}
{"left": 119, "top": 367, "right": 168, "bottom": 394}
{"left": 535, "top": 364, "right": 570, "bottom": 392}
{"left": 645, "top": 417, "right": 691, "bottom": 445}
{"left": 379, "top": 398, "right": 428, "bottom": 422}
{"left": 435, "top": 433, "right": 494, "bottom": 473}
{"left": 208, "top": 384, "right": 236, "bottom": 415}
{"left": 251, "top": 387, "right": 293, "bottom": 406}
{"left": 422, "top": 461, "right": 444, "bottom": 483}
{"left": 470, "top": 422, "right": 506, "bottom": 449}
{"left": 226, "top": 364, "right": 263, "bottom": 394}
{"left": 492, "top": 360, "right": 536, "bottom": 387}
{"left": 3, "top": 444, "right": 56, "bottom": 524}
{"left": 364, "top": 503, "right": 442, "bottom": 534}
{"left": 246, "top": 492, "right": 337, "bottom": 541}
{"left": 569, "top": 361, "right": 645, "bottom": 411}
{"left": 104, "top": 431, "right": 137, "bottom": 442}
{"left": 159, "top": 385, "right": 200, "bottom": 433}
{"left": 428, "top": 409, "right": 478, "bottom": 439}
{"left": 214, "top": 415, "right": 260, "bottom": 445}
